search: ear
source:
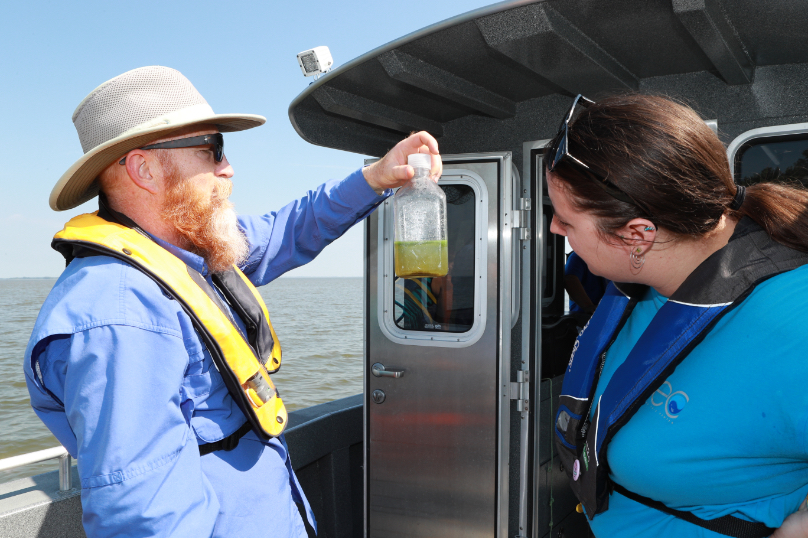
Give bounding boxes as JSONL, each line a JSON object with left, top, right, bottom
{"left": 122, "top": 150, "right": 160, "bottom": 195}
{"left": 615, "top": 218, "right": 657, "bottom": 255}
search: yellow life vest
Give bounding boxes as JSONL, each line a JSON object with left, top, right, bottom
{"left": 52, "top": 212, "right": 288, "bottom": 439}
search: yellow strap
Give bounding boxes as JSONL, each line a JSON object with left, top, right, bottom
{"left": 403, "top": 288, "right": 434, "bottom": 322}
{"left": 54, "top": 213, "right": 288, "bottom": 437}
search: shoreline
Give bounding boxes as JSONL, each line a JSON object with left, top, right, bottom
{"left": 0, "top": 277, "right": 58, "bottom": 280}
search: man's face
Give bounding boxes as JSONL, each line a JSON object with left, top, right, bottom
{"left": 157, "top": 128, "right": 249, "bottom": 273}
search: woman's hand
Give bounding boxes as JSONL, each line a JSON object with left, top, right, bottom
{"left": 771, "top": 510, "right": 808, "bottom": 538}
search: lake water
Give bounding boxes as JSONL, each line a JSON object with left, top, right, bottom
{"left": 0, "top": 277, "right": 364, "bottom": 484}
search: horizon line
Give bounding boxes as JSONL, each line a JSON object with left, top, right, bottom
{"left": 0, "top": 275, "right": 364, "bottom": 280}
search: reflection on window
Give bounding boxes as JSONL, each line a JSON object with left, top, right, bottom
{"left": 394, "top": 185, "right": 476, "bottom": 333}
{"left": 735, "top": 133, "right": 808, "bottom": 188}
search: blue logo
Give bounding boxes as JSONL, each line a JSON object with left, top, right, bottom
{"left": 650, "top": 381, "right": 689, "bottom": 419}
{"left": 667, "top": 393, "right": 688, "bottom": 415}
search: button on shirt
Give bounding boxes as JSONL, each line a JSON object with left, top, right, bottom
{"left": 23, "top": 169, "right": 389, "bottom": 538}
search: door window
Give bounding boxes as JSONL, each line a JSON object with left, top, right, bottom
{"left": 394, "top": 184, "right": 476, "bottom": 333}
{"left": 378, "top": 170, "right": 488, "bottom": 347}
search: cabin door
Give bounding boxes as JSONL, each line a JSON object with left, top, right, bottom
{"left": 365, "top": 153, "right": 520, "bottom": 538}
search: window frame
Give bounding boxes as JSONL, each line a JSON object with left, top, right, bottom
{"left": 376, "top": 169, "right": 489, "bottom": 348}
{"left": 727, "top": 122, "right": 808, "bottom": 180}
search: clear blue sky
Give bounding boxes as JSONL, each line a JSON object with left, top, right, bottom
{"left": 0, "top": 0, "right": 495, "bottom": 278}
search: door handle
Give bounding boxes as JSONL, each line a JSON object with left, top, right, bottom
{"left": 371, "top": 363, "right": 405, "bottom": 378}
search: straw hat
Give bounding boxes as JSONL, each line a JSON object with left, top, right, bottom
{"left": 50, "top": 66, "right": 266, "bottom": 211}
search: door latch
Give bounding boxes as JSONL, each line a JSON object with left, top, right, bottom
{"left": 372, "top": 362, "right": 405, "bottom": 378}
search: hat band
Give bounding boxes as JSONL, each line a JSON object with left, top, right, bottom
{"left": 97, "top": 103, "right": 217, "bottom": 154}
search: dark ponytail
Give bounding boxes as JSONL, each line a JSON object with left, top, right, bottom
{"left": 733, "top": 181, "right": 808, "bottom": 253}
{"left": 546, "top": 94, "right": 808, "bottom": 253}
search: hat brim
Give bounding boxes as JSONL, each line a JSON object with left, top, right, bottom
{"left": 50, "top": 113, "right": 266, "bottom": 211}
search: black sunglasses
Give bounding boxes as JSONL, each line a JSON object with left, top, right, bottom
{"left": 119, "top": 133, "right": 224, "bottom": 165}
{"left": 547, "top": 95, "right": 645, "bottom": 210}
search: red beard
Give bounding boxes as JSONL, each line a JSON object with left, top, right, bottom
{"left": 160, "top": 162, "right": 249, "bottom": 274}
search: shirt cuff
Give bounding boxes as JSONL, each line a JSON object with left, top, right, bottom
{"left": 350, "top": 167, "right": 393, "bottom": 202}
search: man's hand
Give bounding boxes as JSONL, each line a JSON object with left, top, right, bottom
{"left": 362, "top": 131, "right": 442, "bottom": 194}
{"left": 772, "top": 506, "right": 808, "bottom": 538}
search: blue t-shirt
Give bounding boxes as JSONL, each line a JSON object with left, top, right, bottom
{"left": 565, "top": 252, "right": 608, "bottom": 313}
{"left": 587, "top": 266, "right": 808, "bottom": 537}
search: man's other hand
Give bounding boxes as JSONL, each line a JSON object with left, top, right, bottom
{"left": 771, "top": 505, "right": 808, "bottom": 538}
{"left": 362, "top": 131, "right": 442, "bottom": 194}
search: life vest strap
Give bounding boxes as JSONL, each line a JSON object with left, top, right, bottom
{"left": 612, "top": 483, "right": 776, "bottom": 538}
{"left": 52, "top": 207, "right": 289, "bottom": 440}
{"left": 198, "top": 421, "right": 253, "bottom": 456}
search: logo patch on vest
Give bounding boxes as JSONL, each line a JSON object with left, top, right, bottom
{"left": 582, "top": 443, "right": 590, "bottom": 471}
{"left": 567, "top": 319, "right": 590, "bottom": 372}
{"left": 650, "top": 380, "right": 689, "bottom": 419}
{"left": 557, "top": 410, "right": 571, "bottom": 432}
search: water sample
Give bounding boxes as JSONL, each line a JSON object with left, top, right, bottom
{"left": 394, "top": 154, "right": 448, "bottom": 278}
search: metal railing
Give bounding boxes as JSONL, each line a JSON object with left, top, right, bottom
{"left": 0, "top": 446, "right": 73, "bottom": 491}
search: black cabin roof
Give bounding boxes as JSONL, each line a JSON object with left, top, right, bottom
{"left": 288, "top": 0, "right": 808, "bottom": 157}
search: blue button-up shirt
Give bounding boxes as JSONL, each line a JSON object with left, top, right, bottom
{"left": 23, "top": 169, "right": 389, "bottom": 538}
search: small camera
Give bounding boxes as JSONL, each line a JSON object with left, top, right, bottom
{"left": 296, "top": 46, "right": 333, "bottom": 78}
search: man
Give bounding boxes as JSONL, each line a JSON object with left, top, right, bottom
{"left": 23, "top": 66, "right": 441, "bottom": 537}
{"left": 564, "top": 250, "right": 608, "bottom": 317}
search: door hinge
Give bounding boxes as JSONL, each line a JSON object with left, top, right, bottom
{"left": 510, "top": 198, "right": 531, "bottom": 240}
{"left": 509, "top": 369, "right": 530, "bottom": 412}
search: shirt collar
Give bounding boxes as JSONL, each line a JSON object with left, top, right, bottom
{"left": 146, "top": 233, "right": 210, "bottom": 277}
{"left": 97, "top": 194, "right": 211, "bottom": 277}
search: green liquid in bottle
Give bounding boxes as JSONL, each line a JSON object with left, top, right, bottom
{"left": 394, "top": 240, "right": 449, "bottom": 278}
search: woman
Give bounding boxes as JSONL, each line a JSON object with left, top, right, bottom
{"left": 548, "top": 94, "right": 808, "bottom": 538}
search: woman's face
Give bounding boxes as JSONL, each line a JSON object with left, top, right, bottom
{"left": 547, "top": 171, "right": 628, "bottom": 281}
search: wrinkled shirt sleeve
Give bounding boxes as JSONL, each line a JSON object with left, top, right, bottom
{"left": 35, "top": 325, "right": 219, "bottom": 538}
{"left": 238, "top": 168, "right": 390, "bottom": 286}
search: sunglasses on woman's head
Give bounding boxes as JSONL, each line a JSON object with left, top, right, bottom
{"left": 547, "top": 95, "right": 646, "bottom": 211}
{"left": 119, "top": 133, "right": 224, "bottom": 165}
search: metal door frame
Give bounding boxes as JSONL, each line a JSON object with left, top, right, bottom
{"left": 524, "top": 139, "right": 548, "bottom": 538}
{"left": 363, "top": 151, "right": 516, "bottom": 538}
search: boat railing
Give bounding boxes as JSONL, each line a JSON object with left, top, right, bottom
{"left": 0, "top": 394, "right": 363, "bottom": 538}
{"left": 0, "top": 446, "right": 73, "bottom": 491}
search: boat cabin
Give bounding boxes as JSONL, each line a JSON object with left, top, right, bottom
{"left": 4, "top": 1, "right": 808, "bottom": 536}
{"left": 288, "top": 1, "right": 808, "bottom": 536}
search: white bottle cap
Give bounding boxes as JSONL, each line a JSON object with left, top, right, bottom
{"left": 408, "top": 153, "right": 432, "bottom": 170}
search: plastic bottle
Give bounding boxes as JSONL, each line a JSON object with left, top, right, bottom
{"left": 393, "top": 154, "right": 448, "bottom": 278}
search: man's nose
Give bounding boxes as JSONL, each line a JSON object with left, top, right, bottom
{"left": 217, "top": 155, "right": 234, "bottom": 178}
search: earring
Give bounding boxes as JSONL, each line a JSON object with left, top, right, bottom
{"left": 644, "top": 226, "right": 655, "bottom": 232}
{"left": 630, "top": 246, "right": 645, "bottom": 271}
